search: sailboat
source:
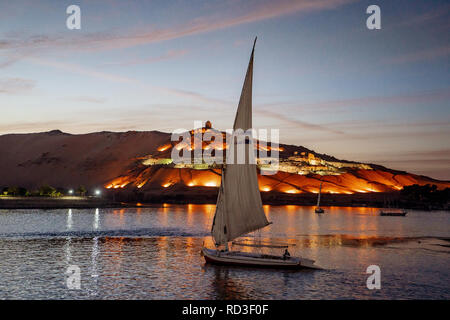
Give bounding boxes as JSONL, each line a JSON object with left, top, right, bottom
{"left": 379, "top": 196, "right": 407, "bottom": 216}
{"left": 379, "top": 209, "right": 407, "bottom": 216}
{"left": 315, "top": 179, "right": 324, "bottom": 213}
{"left": 380, "top": 194, "right": 408, "bottom": 217}
{"left": 201, "top": 38, "right": 319, "bottom": 270}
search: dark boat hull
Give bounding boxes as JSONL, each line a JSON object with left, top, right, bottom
{"left": 380, "top": 210, "right": 407, "bottom": 216}
{"left": 202, "top": 248, "right": 320, "bottom": 270}
{"left": 380, "top": 212, "right": 407, "bottom": 216}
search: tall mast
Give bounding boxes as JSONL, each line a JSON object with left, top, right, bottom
{"left": 211, "top": 37, "right": 270, "bottom": 246}
{"left": 317, "top": 179, "right": 323, "bottom": 208}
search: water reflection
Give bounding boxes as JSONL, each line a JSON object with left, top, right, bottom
{"left": 64, "top": 237, "right": 72, "bottom": 264}
{"left": 66, "top": 209, "right": 73, "bottom": 230}
{"left": 93, "top": 208, "right": 100, "bottom": 230}
{"left": 88, "top": 237, "right": 99, "bottom": 297}
{"left": 208, "top": 267, "right": 250, "bottom": 299}
{"left": 0, "top": 205, "right": 448, "bottom": 299}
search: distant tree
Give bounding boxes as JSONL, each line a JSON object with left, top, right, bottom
{"left": 401, "top": 184, "right": 449, "bottom": 206}
{"left": 56, "top": 187, "right": 67, "bottom": 196}
{"left": 2, "top": 187, "right": 9, "bottom": 196}
{"left": 7, "top": 186, "right": 19, "bottom": 196}
{"left": 17, "top": 187, "right": 29, "bottom": 196}
{"left": 76, "top": 185, "right": 87, "bottom": 196}
{"left": 39, "top": 184, "right": 57, "bottom": 197}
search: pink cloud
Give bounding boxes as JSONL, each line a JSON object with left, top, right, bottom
{"left": 0, "top": 77, "right": 35, "bottom": 94}
{"left": 265, "top": 88, "right": 450, "bottom": 113}
{"left": 0, "top": 0, "right": 354, "bottom": 54}
{"left": 385, "top": 45, "right": 450, "bottom": 64}
{"left": 102, "top": 49, "right": 189, "bottom": 66}
{"left": 26, "top": 57, "right": 231, "bottom": 107}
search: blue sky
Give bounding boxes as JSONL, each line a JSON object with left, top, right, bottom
{"left": 0, "top": 0, "right": 449, "bottom": 179}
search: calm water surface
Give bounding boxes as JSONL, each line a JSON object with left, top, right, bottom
{"left": 0, "top": 205, "right": 448, "bottom": 299}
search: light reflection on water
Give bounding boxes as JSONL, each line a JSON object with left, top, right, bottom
{"left": 0, "top": 205, "right": 448, "bottom": 299}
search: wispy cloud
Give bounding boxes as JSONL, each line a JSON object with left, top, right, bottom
{"left": 324, "top": 120, "right": 450, "bottom": 131}
{"left": 66, "top": 96, "right": 107, "bottom": 104}
{"left": 255, "top": 108, "right": 345, "bottom": 135}
{"left": 0, "top": 0, "right": 353, "bottom": 67}
{"left": 0, "top": 120, "right": 70, "bottom": 134}
{"left": 389, "top": 3, "right": 450, "bottom": 29}
{"left": 267, "top": 88, "right": 450, "bottom": 113}
{"left": 26, "top": 57, "right": 232, "bottom": 107}
{"left": 0, "top": 77, "right": 35, "bottom": 94}
{"left": 385, "top": 45, "right": 450, "bottom": 64}
{"left": 102, "top": 49, "right": 189, "bottom": 66}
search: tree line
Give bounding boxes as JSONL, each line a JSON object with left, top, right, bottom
{"left": 400, "top": 184, "right": 450, "bottom": 209}
{"left": 1, "top": 185, "right": 88, "bottom": 197}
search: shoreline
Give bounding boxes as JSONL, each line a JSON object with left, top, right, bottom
{"left": 0, "top": 194, "right": 448, "bottom": 210}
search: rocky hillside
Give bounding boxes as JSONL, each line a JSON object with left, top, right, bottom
{"left": 0, "top": 129, "right": 448, "bottom": 195}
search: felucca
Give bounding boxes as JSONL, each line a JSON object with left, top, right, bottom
{"left": 201, "top": 38, "right": 320, "bottom": 270}
{"left": 315, "top": 178, "right": 324, "bottom": 214}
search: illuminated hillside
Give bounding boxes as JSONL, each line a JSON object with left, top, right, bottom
{"left": 0, "top": 128, "right": 448, "bottom": 195}
{"left": 103, "top": 125, "right": 449, "bottom": 195}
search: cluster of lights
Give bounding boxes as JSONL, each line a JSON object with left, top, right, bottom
{"left": 171, "top": 143, "right": 287, "bottom": 152}
{"left": 204, "top": 182, "right": 217, "bottom": 187}
{"left": 66, "top": 188, "right": 101, "bottom": 196}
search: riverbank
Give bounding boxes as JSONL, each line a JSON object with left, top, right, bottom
{"left": 1, "top": 192, "right": 448, "bottom": 210}
{"left": 0, "top": 196, "right": 125, "bottom": 209}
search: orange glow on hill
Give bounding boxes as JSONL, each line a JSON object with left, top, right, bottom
{"left": 257, "top": 145, "right": 284, "bottom": 152}
{"left": 104, "top": 167, "right": 450, "bottom": 194}
{"left": 157, "top": 144, "right": 172, "bottom": 152}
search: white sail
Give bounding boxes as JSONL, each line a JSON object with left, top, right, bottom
{"left": 211, "top": 38, "right": 270, "bottom": 246}
{"left": 316, "top": 180, "right": 322, "bottom": 208}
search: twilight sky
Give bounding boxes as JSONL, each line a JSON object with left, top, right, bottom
{"left": 0, "top": 0, "right": 449, "bottom": 179}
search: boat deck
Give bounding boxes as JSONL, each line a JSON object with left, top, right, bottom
{"left": 202, "top": 248, "right": 320, "bottom": 270}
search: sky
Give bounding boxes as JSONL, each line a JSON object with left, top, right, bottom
{"left": 0, "top": 0, "right": 449, "bottom": 179}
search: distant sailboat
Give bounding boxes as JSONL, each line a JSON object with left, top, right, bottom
{"left": 380, "top": 195, "right": 408, "bottom": 217}
{"left": 315, "top": 178, "right": 324, "bottom": 214}
{"left": 379, "top": 209, "right": 407, "bottom": 216}
{"left": 201, "top": 38, "right": 319, "bottom": 270}
{"left": 379, "top": 196, "right": 407, "bottom": 216}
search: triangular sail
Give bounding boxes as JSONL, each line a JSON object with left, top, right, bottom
{"left": 212, "top": 38, "right": 270, "bottom": 246}
{"left": 316, "top": 180, "right": 323, "bottom": 208}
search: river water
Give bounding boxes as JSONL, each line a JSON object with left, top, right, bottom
{"left": 0, "top": 205, "right": 448, "bottom": 299}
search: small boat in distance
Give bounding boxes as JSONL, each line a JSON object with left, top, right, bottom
{"left": 379, "top": 195, "right": 407, "bottom": 216}
{"left": 315, "top": 178, "right": 324, "bottom": 214}
{"left": 379, "top": 209, "right": 407, "bottom": 216}
{"left": 201, "top": 38, "right": 320, "bottom": 270}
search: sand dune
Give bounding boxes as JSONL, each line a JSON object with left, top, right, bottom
{"left": 0, "top": 130, "right": 168, "bottom": 189}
